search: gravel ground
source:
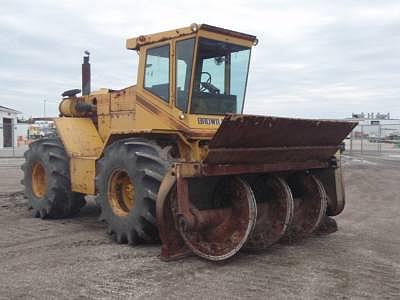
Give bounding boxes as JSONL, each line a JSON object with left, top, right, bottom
{"left": 0, "top": 156, "right": 399, "bottom": 299}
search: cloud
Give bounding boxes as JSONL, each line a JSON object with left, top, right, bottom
{"left": 0, "top": 0, "right": 399, "bottom": 119}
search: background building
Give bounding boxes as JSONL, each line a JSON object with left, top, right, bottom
{"left": 346, "top": 112, "right": 400, "bottom": 139}
{"left": 0, "top": 105, "right": 21, "bottom": 149}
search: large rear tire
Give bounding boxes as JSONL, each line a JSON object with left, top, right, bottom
{"left": 21, "top": 138, "right": 86, "bottom": 218}
{"left": 95, "top": 138, "right": 171, "bottom": 245}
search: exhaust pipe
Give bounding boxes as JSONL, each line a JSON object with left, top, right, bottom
{"left": 82, "top": 51, "right": 91, "bottom": 95}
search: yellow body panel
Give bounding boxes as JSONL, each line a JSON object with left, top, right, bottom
{"left": 110, "top": 111, "right": 136, "bottom": 131}
{"left": 55, "top": 118, "right": 103, "bottom": 157}
{"left": 98, "top": 115, "right": 111, "bottom": 141}
{"left": 70, "top": 158, "right": 96, "bottom": 194}
{"left": 110, "top": 87, "right": 136, "bottom": 111}
{"left": 96, "top": 93, "right": 111, "bottom": 115}
{"left": 55, "top": 118, "right": 103, "bottom": 194}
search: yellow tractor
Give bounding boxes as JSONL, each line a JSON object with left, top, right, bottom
{"left": 22, "top": 24, "right": 356, "bottom": 261}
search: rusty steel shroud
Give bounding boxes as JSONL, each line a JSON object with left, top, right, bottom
{"left": 157, "top": 115, "right": 357, "bottom": 261}
{"left": 206, "top": 115, "right": 356, "bottom": 165}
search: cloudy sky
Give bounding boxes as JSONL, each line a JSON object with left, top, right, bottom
{"left": 1, "top": 0, "right": 399, "bottom": 119}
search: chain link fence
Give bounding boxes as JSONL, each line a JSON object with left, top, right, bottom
{"left": 344, "top": 123, "right": 400, "bottom": 154}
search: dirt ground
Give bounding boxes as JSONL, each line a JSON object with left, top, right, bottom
{"left": 0, "top": 155, "right": 399, "bottom": 299}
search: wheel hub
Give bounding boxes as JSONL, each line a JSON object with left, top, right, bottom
{"left": 31, "top": 161, "right": 48, "bottom": 199}
{"left": 108, "top": 169, "right": 135, "bottom": 217}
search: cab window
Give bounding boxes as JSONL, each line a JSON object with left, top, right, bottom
{"left": 191, "top": 38, "right": 251, "bottom": 115}
{"left": 176, "top": 38, "right": 195, "bottom": 112}
{"left": 144, "top": 44, "right": 170, "bottom": 102}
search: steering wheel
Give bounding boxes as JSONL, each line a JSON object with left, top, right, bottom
{"left": 200, "top": 72, "right": 212, "bottom": 92}
{"left": 200, "top": 72, "right": 220, "bottom": 94}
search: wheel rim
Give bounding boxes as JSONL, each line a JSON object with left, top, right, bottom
{"left": 31, "top": 161, "right": 48, "bottom": 199}
{"left": 108, "top": 169, "right": 135, "bottom": 217}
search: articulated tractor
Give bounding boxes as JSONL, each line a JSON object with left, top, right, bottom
{"left": 22, "top": 24, "right": 356, "bottom": 261}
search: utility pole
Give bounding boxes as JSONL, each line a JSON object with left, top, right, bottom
{"left": 43, "top": 99, "right": 46, "bottom": 117}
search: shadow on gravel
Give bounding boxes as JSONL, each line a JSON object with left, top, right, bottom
{"left": 77, "top": 199, "right": 101, "bottom": 218}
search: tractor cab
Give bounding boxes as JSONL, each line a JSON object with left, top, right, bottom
{"left": 127, "top": 24, "right": 257, "bottom": 128}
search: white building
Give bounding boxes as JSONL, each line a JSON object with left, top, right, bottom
{"left": 0, "top": 105, "right": 21, "bottom": 149}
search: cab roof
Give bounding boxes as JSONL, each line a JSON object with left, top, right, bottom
{"left": 126, "top": 23, "right": 257, "bottom": 50}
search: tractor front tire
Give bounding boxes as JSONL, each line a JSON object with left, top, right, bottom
{"left": 22, "top": 138, "right": 86, "bottom": 218}
{"left": 95, "top": 138, "right": 171, "bottom": 245}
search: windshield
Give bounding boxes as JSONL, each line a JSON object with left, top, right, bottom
{"left": 191, "top": 38, "right": 251, "bottom": 115}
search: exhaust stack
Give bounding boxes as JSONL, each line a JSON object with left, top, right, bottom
{"left": 82, "top": 51, "right": 91, "bottom": 95}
